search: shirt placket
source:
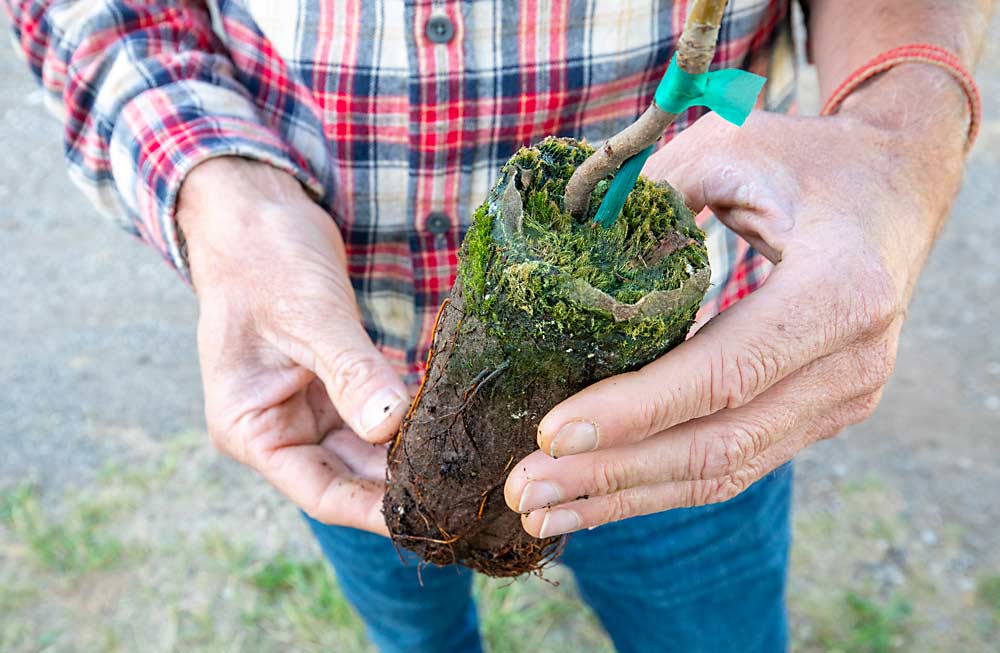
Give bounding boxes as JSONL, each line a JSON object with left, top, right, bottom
{"left": 407, "top": 0, "right": 464, "bottom": 374}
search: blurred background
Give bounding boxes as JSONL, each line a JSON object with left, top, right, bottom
{"left": 2, "top": 10, "right": 998, "bottom": 653}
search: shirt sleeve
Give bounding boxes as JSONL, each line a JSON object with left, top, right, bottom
{"left": 3, "top": 0, "right": 326, "bottom": 281}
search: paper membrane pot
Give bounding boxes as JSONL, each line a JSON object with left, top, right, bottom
{"left": 384, "top": 137, "right": 710, "bottom": 577}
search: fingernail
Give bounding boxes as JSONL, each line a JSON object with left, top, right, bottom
{"left": 539, "top": 509, "right": 581, "bottom": 538}
{"left": 518, "top": 481, "right": 564, "bottom": 513}
{"left": 360, "top": 387, "right": 406, "bottom": 434}
{"left": 549, "top": 420, "right": 598, "bottom": 458}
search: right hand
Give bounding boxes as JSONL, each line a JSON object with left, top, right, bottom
{"left": 177, "top": 157, "right": 409, "bottom": 534}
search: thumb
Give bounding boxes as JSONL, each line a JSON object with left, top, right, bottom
{"left": 642, "top": 111, "right": 787, "bottom": 264}
{"left": 641, "top": 112, "right": 740, "bottom": 213}
{"left": 299, "top": 316, "right": 410, "bottom": 444}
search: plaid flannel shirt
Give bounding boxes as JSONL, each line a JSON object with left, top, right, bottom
{"left": 5, "top": 0, "right": 796, "bottom": 385}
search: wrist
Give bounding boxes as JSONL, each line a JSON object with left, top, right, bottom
{"left": 835, "top": 63, "right": 969, "bottom": 236}
{"left": 823, "top": 64, "right": 971, "bottom": 294}
{"left": 835, "top": 63, "right": 970, "bottom": 164}
{"left": 178, "top": 156, "right": 310, "bottom": 220}
{"left": 176, "top": 157, "right": 318, "bottom": 293}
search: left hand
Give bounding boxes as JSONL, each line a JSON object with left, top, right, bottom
{"left": 505, "top": 65, "right": 970, "bottom": 539}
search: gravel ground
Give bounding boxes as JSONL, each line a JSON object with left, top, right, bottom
{"left": 2, "top": 11, "right": 999, "bottom": 652}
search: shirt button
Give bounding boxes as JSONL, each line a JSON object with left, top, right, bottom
{"left": 426, "top": 212, "right": 452, "bottom": 235}
{"left": 425, "top": 14, "right": 454, "bottom": 44}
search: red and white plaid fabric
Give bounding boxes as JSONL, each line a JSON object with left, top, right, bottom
{"left": 5, "top": 0, "right": 796, "bottom": 385}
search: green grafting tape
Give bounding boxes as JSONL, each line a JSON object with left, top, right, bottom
{"left": 654, "top": 53, "right": 766, "bottom": 126}
{"left": 592, "top": 144, "right": 655, "bottom": 229}
{"left": 593, "top": 55, "right": 766, "bottom": 229}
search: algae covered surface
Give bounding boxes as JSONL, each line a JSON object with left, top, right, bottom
{"left": 384, "top": 137, "right": 710, "bottom": 576}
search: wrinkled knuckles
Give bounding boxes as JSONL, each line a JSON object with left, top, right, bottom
{"left": 592, "top": 457, "right": 634, "bottom": 496}
{"left": 632, "top": 382, "right": 674, "bottom": 437}
{"left": 700, "top": 428, "right": 761, "bottom": 479}
{"left": 843, "top": 391, "right": 884, "bottom": 427}
{"left": 708, "top": 343, "right": 782, "bottom": 413}
{"left": 807, "top": 409, "right": 851, "bottom": 442}
{"left": 697, "top": 473, "right": 750, "bottom": 506}
{"left": 322, "top": 349, "right": 383, "bottom": 401}
{"left": 732, "top": 343, "right": 785, "bottom": 407}
{"left": 854, "top": 339, "right": 898, "bottom": 395}
{"left": 606, "top": 489, "right": 647, "bottom": 524}
{"left": 844, "top": 262, "right": 903, "bottom": 337}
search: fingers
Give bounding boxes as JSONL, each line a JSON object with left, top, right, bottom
{"left": 513, "top": 355, "right": 817, "bottom": 514}
{"left": 321, "top": 425, "right": 389, "bottom": 482}
{"left": 256, "top": 441, "right": 389, "bottom": 535}
{"left": 518, "top": 408, "right": 848, "bottom": 538}
{"left": 642, "top": 112, "right": 795, "bottom": 263}
{"left": 285, "top": 314, "right": 410, "bottom": 445}
{"left": 209, "top": 378, "right": 390, "bottom": 535}
{"left": 511, "top": 339, "right": 892, "bottom": 536}
{"left": 642, "top": 112, "right": 733, "bottom": 213}
{"left": 509, "top": 407, "right": 781, "bottom": 515}
{"left": 519, "top": 475, "right": 752, "bottom": 539}
{"left": 188, "top": 194, "right": 400, "bottom": 533}
{"left": 245, "top": 392, "right": 389, "bottom": 534}
{"left": 537, "top": 264, "right": 840, "bottom": 456}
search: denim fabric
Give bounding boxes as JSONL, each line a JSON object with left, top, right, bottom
{"left": 305, "top": 463, "right": 792, "bottom": 653}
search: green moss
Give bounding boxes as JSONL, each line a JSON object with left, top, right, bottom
{"left": 459, "top": 137, "right": 709, "bottom": 377}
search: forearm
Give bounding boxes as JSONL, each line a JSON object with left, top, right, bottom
{"left": 807, "top": 1, "right": 992, "bottom": 159}
{"left": 806, "top": 0, "right": 994, "bottom": 292}
{"left": 807, "top": 0, "right": 994, "bottom": 97}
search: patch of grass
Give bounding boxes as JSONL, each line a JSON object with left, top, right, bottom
{"left": 201, "top": 538, "right": 611, "bottom": 653}
{"left": 839, "top": 476, "right": 887, "bottom": 497}
{"left": 174, "top": 606, "right": 221, "bottom": 650}
{"left": 809, "top": 591, "right": 914, "bottom": 653}
{"left": 0, "top": 483, "right": 129, "bottom": 574}
{"left": 976, "top": 575, "right": 1000, "bottom": 621}
{"left": 245, "top": 553, "right": 359, "bottom": 628}
{"left": 246, "top": 557, "right": 370, "bottom": 651}
{"left": 795, "top": 509, "right": 838, "bottom": 543}
{"left": 475, "top": 574, "right": 612, "bottom": 653}
{"left": 94, "top": 432, "right": 196, "bottom": 492}
{"left": 0, "top": 582, "right": 37, "bottom": 612}
{"left": 201, "top": 537, "right": 372, "bottom": 652}
{"left": 0, "top": 622, "right": 30, "bottom": 653}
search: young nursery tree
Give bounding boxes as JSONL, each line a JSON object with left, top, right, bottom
{"left": 384, "top": 138, "right": 711, "bottom": 575}
{"left": 383, "top": 0, "right": 760, "bottom": 577}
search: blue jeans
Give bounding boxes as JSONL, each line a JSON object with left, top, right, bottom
{"left": 306, "top": 464, "right": 792, "bottom": 653}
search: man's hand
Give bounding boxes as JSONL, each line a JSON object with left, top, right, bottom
{"left": 505, "top": 65, "right": 970, "bottom": 538}
{"left": 177, "top": 157, "right": 409, "bottom": 534}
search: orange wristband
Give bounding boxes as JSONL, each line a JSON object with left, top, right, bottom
{"left": 820, "top": 44, "right": 982, "bottom": 152}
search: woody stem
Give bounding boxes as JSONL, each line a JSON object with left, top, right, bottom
{"left": 562, "top": 0, "right": 728, "bottom": 217}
